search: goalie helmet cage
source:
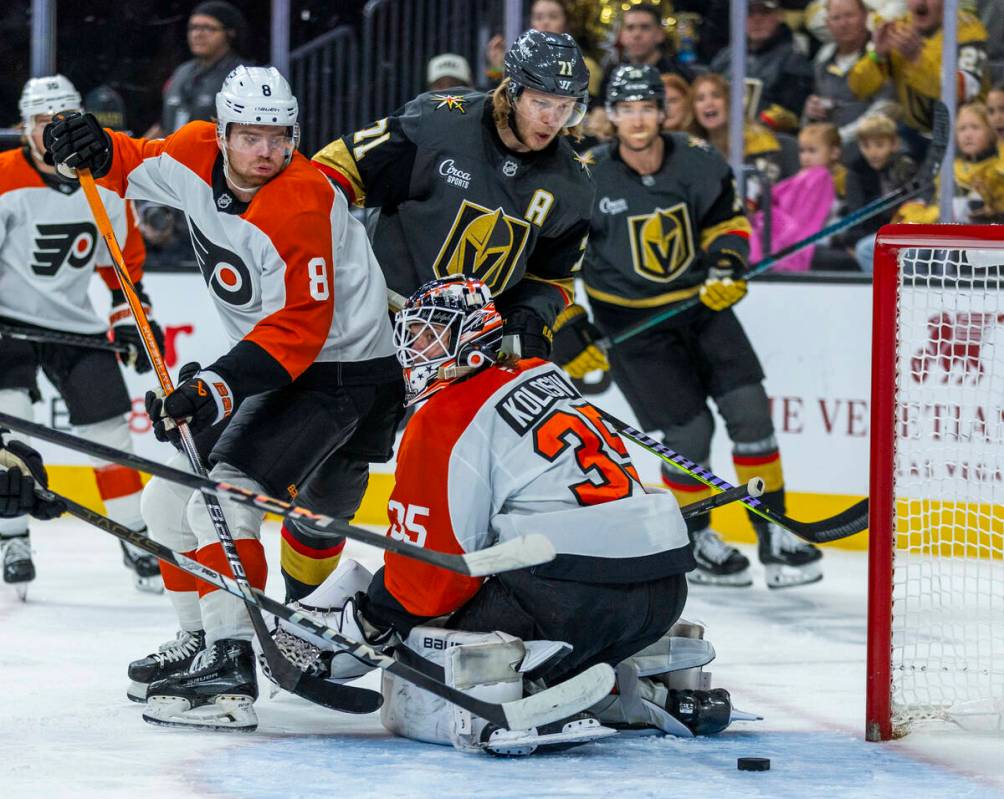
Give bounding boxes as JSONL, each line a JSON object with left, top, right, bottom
{"left": 867, "top": 224, "right": 1004, "bottom": 742}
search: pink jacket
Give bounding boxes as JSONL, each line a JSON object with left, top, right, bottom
{"left": 750, "top": 166, "right": 836, "bottom": 272}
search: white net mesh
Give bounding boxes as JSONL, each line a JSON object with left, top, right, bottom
{"left": 891, "top": 245, "right": 1004, "bottom": 734}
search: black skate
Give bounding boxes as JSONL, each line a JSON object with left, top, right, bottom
{"left": 143, "top": 638, "right": 258, "bottom": 731}
{"left": 2, "top": 533, "right": 35, "bottom": 601}
{"left": 688, "top": 528, "right": 752, "bottom": 587}
{"left": 479, "top": 712, "right": 617, "bottom": 756}
{"left": 127, "top": 629, "right": 206, "bottom": 702}
{"left": 757, "top": 523, "right": 823, "bottom": 589}
{"left": 120, "top": 531, "right": 163, "bottom": 594}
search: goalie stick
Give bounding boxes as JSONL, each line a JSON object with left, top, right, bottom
{"left": 0, "top": 411, "right": 555, "bottom": 578}
{"left": 599, "top": 101, "right": 951, "bottom": 348}
{"left": 599, "top": 409, "right": 868, "bottom": 543}
{"left": 0, "top": 322, "right": 132, "bottom": 356}
{"left": 41, "top": 488, "right": 614, "bottom": 729}
{"left": 679, "top": 477, "right": 764, "bottom": 520}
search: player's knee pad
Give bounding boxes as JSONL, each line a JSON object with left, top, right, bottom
{"left": 185, "top": 462, "right": 266, "bottom": 547}
{"left": 141, "top": 452, "right": 198, "bottom": 552}
{"left": 74, "top": 416, "right": 133, "bottom": 457}
{"left": 0, "top": 389, "right": 33, "bottom": 420}
{"left": 661, "top": 407, "right": 715, "bottom": 466}
{"left": 714, "top": 383, "right": 775, "bottom": 446}
{"left": 382, "top": 627, "right": 568, "bottom": 752}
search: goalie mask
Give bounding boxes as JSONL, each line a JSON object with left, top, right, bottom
{"left": 394, "top": 276, "right": 504, "bottom": 406}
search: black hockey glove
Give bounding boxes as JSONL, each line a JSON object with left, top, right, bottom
{"left": 550, "top": 304, "right": 610, "bottom": 379}
{"left": 144, "top": 362, "right": 235, "bottom": 445}
{"left": 0, "top": 434, "right": 66, "bottom": 520}
{"left": 108, "top": 284, "right": 165, "bottom": 375}
{"left": 498, "top": 309, "right": 553, "bottom": 366}
{"left": 699, "top": 250, "right": 748, "bottom": 312}
{"left": 42, "top": 111, "right": 113, "bottom": 179}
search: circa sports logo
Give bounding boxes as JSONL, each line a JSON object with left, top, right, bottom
{"left": 188, "top": 219, "right": 253, "bottom": 306}
{"left": 30, "top": 221, "right": 97, "bottom": 277}
{"left": 912, "top": 312, "right": 1004, "bottom": 385}
{"left": 438, "top": 159, "right": 472, "bottom": 190}
{"left": 598, "top": 196, "right": 628, "bottom": 215}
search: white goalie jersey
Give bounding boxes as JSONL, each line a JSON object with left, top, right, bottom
{"left": 383, "top": 359, "right": 695, "bottom": 619}
{"left": 0, "top": 146, "right": 145, "bottom": 334}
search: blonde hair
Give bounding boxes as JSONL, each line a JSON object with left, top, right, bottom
{"left": 856, "top": 113, "right": 898, "bottom": 142}
{"left": 661, "top": 73, "right": 693, "bottom": 131}
{"left": 800, "top": 122, "right": 841, "bottom": 151}
{"left": 491, "top": 78, "right": 583, "bottom": 141}
{"left": 957, "top": 101, "right": 994, "bottom": 132}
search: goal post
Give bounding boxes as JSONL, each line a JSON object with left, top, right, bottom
{"left": 867, "top": 224, "right": 1004, "bottom": 741}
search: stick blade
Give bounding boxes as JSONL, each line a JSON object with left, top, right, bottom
{"left": 923, "top": 100, "right": 951, "bottom": 180}
{"left": 789, "top": 497, "right": 870, "bottom": 544}
{"left": 500, "top": 663, "right": 615, "bottom": 730}
{"left": 461, "top": 534, "right": 556, "bottom": 577}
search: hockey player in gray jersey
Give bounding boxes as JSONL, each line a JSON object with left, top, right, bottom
{"left": 553, "top": 64, "right": 823, "bottom": 589}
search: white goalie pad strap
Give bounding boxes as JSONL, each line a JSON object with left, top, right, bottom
{"left": 518, "top": 639, "right": 572, "bottom": 674}
{"left": 624, "top": 636, "right": 716, "bottom": 678}
{"left": 589, "top": 660, "right": 695, "bottom": 737}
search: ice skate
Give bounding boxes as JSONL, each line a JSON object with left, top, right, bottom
{"left": 687, "top": 527, "right": 752, "bottom": 587}
{"left": 757, "top": 523, "right": 823, "bottom": 589}
{"left": 143, "top": 639, "right": 258, "bottom": 731}
{"left": 127, "top": 629, "right": 206, "bottom": 703}
{"left": 479, "top": 712, "right": 617, "bottom": 756}
{"left": 120, "top": 533, "right": 163, "bottom": 594}
{"left": 2, "top": 533, "right": 35, "bottom": 601}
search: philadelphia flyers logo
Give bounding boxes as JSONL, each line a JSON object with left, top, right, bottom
{"left": 188, "top": 219, "right": 253, "bottom": 306}
{"left": 30, "top": 222, "right": 97, "bottom": 277}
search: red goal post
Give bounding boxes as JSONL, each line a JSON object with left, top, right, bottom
{"left": 867, "top": 224, "right": 1004, "bottom": 741}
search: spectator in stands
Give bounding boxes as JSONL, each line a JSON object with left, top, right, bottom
{"left": 848, "top": 0, "right": 988, "bottom": 160}
{"left": 838, "top": 113, "right": 917, "bottom": 271}
{"left": 804, "top": 0, "right": 897, "bottom": 155}
{"left": 662, "top": 74, "right": 693, "bottom": 132}
{"left": 690, "top": 73, "right": 798, "bottom": 204}
{"left": 426, "top": 53, "right": 473, "bottom": 91}
{"left": 710, "top": 0, "right": 815, "bottom": 133}
{"left": 987, "top": 84, "right": 1004, "bottom": 153}
{"left": 897, "top": 102, "right": 1004, "bottom": 225}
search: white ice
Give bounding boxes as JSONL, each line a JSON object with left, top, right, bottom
{"left": 3, "top": 517, "right": 1003, "bottom": 799}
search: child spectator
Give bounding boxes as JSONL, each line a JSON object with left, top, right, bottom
{"left": 662, "top": 73, "right": 693, "bottom": 132}
{"left": 987, "top": 84, "right": 1004, "bottom": 155}
{"left": 838, "top": 113, "right": 918, "bottom": 271}
{"left": 897, "top": 102, "right": 1004, "bottom": 226}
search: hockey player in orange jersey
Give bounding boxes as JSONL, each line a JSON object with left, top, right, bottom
{"left": 0, "top": 75, "right": 164, "bottom": 599}
{"left": 44, "top": 66, "right": 403, "bottom": 731}
{"left": 267, "top": 276, "right": 747, "bottom": 754}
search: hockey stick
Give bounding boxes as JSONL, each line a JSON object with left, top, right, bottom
{"left": 75, "top": 169, "right": 339, "bottom": 711}
{"left": 42, "top": 487, "right": 614, "bottom": 729}
{"left": 599, "top": 101, "right": 951, "bottom": 348}
{"left": 0, "top": 322, "right": 133, "bottom": 356}
{"left": 0, "top": 411, "right": 555, "bottom": 577}
{"left": 600, "top": 409, "right": 868, "bottom": 543}
{"left": 679, "top": 477, "right": 764, "bottom": 520}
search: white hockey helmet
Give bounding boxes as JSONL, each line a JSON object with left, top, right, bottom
{"left": 216, "top": 65, "right": 299, "bottom": 146}
{"left": 19, "top": 74, "right": 82, "bottom": 127}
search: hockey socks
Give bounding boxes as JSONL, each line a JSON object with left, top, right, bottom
{"left": 279, "top": 519, "right": 345, "bottom": 601}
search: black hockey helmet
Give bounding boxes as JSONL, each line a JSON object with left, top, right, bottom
{"left": 605, "top": 64, "right": 665, "bottom": 113}
{"left": 504, "top": 29, "right": 589, "bottom": 122}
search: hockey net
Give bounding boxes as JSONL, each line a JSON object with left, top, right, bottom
{"left": 867, "top": 224, "right": 1004, "bottom": 741}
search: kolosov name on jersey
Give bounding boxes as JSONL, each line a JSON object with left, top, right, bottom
{"left": 438, "top": 159, "right": 471, "bottom": 190}
{"left": 496, "top": 371, "right": 578, "bottom": 435}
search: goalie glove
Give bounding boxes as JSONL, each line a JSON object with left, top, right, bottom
{"left": 699, "top": 251, "right": 748, "bottom": 312}
{"left": 0, "top": 434, "right": 66, "bottom": 520}
{"left": 551, "top": 304, "right": 610, "bottom": 379}
{"left": 108, "top": 284, "right": 165, "bottom": 375}
{"left": 144, "top": 361, "right": 235, "bottom": 445}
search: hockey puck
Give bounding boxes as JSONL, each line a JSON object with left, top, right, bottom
{"left": 737, "top": 757, "right": 770, "bottom": 771}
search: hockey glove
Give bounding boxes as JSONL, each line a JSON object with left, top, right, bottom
{"left": 498, "top": 309, "right": 553, "bottom": 366}
{"left": 551, "top": 304, "right": 610, "bottom": 379}
{"left": 144, "top": 362, "right": 235, "bottom": 444}
{"left": 42, "top": 112, "right": 113, "bottom": 180}
{"left": 0, "top": 435, "right": 66, "bottom": 520}
{"left": 699, "top": 251, "right": 748, "bottom": 312}
{"left": 108, "top": 284, "right": 165, "bottom": 375}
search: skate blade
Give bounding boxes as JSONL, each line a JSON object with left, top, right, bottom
{"left": 143, "top": 694, "right": 258, "bottom": 732}
{"left": 482, "top": 719, "right": 617, "bottom": 757}
{"left": 687, "top": 569, "right": 752, "bottom": 588}
{"left": 764, "top": 562, "right": 823, "bottom": 589}
{"left": 127, "top": 681, "right": 148, "bottom": 703}
{"left": 133, "top": 574, "right": 164, "bottom": 594}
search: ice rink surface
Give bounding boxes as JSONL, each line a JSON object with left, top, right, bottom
{"left": 3, "top": 517, "right": 1003, "bottom": 799}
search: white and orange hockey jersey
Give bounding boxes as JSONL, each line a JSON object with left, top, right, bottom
{"left": 0, "top": 146, "right": 145, "bottom": 334}
{"left": 99, "top": 121, "right": 393, "bottom": 390}
{"left": 383, "top": 359, "right": 694, "bottom": 619}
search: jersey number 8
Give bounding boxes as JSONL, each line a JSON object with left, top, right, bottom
{"left": 307, "top": 257, "right": 330, "bottom": 300}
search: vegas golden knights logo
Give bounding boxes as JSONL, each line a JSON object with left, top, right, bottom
{"left": 431, "top": 200, "right": 531, "bottom": 292}
{"left": 626, "top": 203, "right": 695, "bottom": 283}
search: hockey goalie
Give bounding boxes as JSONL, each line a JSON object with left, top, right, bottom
{"left": 266, "top": 275, "right": 756, "bottom": 755}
